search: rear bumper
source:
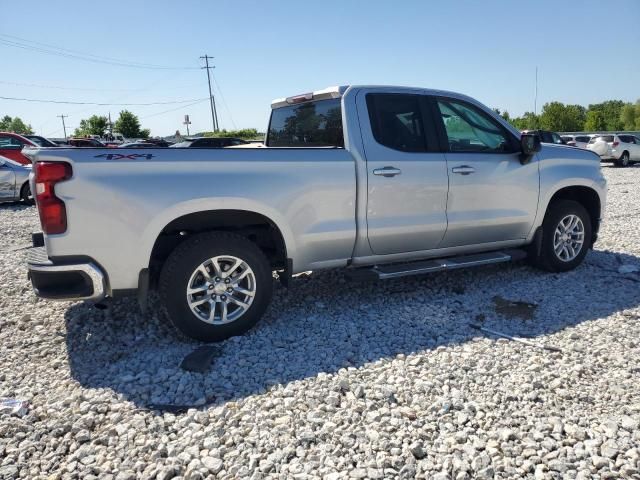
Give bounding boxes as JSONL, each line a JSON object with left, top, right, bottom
{"left": 27, "top": 246, "right": 107, "bottom": 302}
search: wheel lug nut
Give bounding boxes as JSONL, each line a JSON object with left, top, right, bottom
{"left": 208, "top": 285, "right": 214, "bottom": 290}
{"left": 224, "top": 278, "right": 230, "bottom": 284}
{"left": 227, "top": 288, "right": 233, "bottom": 293}
{"left": 221, "top": 295, "right": 227, "bottom": 300}
{"left": 215, "top": 277, "right": 220, "bottom": 282}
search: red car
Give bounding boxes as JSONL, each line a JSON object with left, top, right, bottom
{"left": 0, "top": 132, "right": 38, "bottom": 165}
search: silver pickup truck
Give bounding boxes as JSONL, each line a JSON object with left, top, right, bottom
{"left": 27, "top": 85, "right": 606, "bottom": 341}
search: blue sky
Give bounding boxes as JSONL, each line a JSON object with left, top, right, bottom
{"left": 1, "top": 0, "right": 639, "bottom": 137}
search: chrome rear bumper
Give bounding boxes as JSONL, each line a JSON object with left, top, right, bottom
{"left": 27, "top": 246, "right": 107, "bottom": 302}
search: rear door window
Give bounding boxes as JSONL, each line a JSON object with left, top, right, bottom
{"left": 267, "top": 98, "right": 343, "bottom": 147}
{"left": 366, "top": 94, "right": 428, "bottom": 152}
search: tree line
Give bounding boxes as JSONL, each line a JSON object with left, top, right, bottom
{"left": 496, "top": 99, "right": 640, "bottom": 132}
{"left": 0, "top": 115, "right": 33, "bottom": 134}
{"left": 74, "top": 110, "right": 150, "bottom": 139}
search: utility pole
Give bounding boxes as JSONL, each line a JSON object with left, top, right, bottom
{"left": 183, "top": 114, "right": 191, "bottom": 136}
{"left": 534, "top": 66, "right": 538, "bottom": 117}
{"left": 200, "top": 54, "right": 219, "bottom": 132}
{"left": 57, "top": 114, "right": 68, "bottom": 139}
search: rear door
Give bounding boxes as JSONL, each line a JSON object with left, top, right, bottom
{"left": 431, "top": 96, "right": 539, "bottom": 247}
{"left": 358, "top": 89, "right": 449, "bottom": 254}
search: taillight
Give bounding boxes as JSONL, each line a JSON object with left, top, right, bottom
{"left": 612, "top": 141, "right": 619, "bottom": 147}
{"left": 34, "top": 161, "right": 72, "bottom": 235}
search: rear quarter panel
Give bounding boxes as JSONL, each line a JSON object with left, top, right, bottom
{"left": 37, "top": 148, "right": 357, "bottom": 290}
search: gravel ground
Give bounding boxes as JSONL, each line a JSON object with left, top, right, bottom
{"left": 1, "top": 165, "right": 639, "bottom": 480}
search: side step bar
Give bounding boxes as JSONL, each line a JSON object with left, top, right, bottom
{"left": 349, "top": 249, "right": 527, "bottom": 281}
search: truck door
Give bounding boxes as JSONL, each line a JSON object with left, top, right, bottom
{"left": 431, "top": 96, "right": 539, "bottom": 248}
{"left": 358, "top": 90, "right": 449, "bottom": 255}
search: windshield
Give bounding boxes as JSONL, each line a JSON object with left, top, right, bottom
{"left": 25, "top": 135, "right": 57, "bottom": 147}
{"left": 267, "top": 98, "right": 344, "bottom": 147}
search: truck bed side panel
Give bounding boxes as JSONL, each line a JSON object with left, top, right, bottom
{"left": 37, "top": 148, "right": 356, "bottom": 290}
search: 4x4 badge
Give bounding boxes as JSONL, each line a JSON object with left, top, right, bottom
{"left": 94, "top": 153, "right": 155, "bottom": 160}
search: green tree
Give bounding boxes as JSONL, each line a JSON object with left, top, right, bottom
{"left": 74, "top": 115, "right": 108, "bottom": 137}
{"left": 586, "top": 100, "right": 625, "bottom": 131}
{"left": 203, "top": 128, "right": 261, "bottom": 140}
{"left": 539, "top": 102, "right": 586, "bottom": 132}
{"left": 635, "top": 101, "right": 640, "bottom": 130}
{"left": 584, "top": 110, "right": 606, "bottom": 131}
{"left": 511, "top": 112, "right": 539, "bottom": 131}
{"left": 114, "top": 110, "right": 149, "bottom": 139}
{"left": 0, "top": 115, "right": 33, "bottom": 134}
{"left": 620, "top": 103, "right": 636, "bottom": 131}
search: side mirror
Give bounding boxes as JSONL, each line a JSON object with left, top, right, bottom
{"left": 521, "top": 134, "right": 541, "bottom": 155}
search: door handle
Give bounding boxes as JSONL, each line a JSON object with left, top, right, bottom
{"left": 373, "top": 166, "right": 402, "bottom": 177}
{"left": 451, "top": 165, "right": 475, "bottom": 175}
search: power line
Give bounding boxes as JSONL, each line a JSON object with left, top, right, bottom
{"left": 0, "top": 34, "right": 199, "bottom": 70}
{"left": 141, "top": 98, "right": 210, "bottom": 119}
{"left": 211, "top": 74, "right": 237, "bottom": 130}
{"left": 200, "top": 55, "right": 219, "bottom": 132}
{"left": 0, "top": 79, "right": 203, "bottom": 93}
{"left": 0, "top": 95, "right": 209, "bottom": 106}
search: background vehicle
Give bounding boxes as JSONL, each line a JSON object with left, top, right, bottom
{"left": 561, "top": 134, "right": 593, "bottom": 149}
{"left": 144, "top": 138, "right": 173, "bottom": 147}
{"left": 522, "top": 129, "right": 566, "bottom": 145}
{"left": 587, "top": 134, "right": 640, "bottom": 167}
{"left": 0, "top": 155, "right": 33, "bottom": 203}
{"left": 23, "top": 135, "right": 60, "bottom": 148}
{"left": 26, "top": 85, "right": 606, "bottom": 342}
{"left": 68, "top": 138, "right": 107, "bottom": 147}
{"left": 170, "top": 137, "right": 249, "bottom": 148}
{"left": 118, "top": 142, "right": 158, "bottom": 148}
{"left": 0, "top": 132, "right": 37, "bottom": 165}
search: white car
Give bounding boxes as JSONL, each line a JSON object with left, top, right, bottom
{"left": 587, "top": 134, "right": 640, "bottom": 167}
{"left": 0, "top": 155, "right": 33, "bottom": 203}
{"left": 561, "top": 134, "right": 593, "bottom": 149}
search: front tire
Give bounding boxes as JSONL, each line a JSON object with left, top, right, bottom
{"left": 159, "top": 232, "right": 273, "bottom": 342}
{"left": 616, "top": 151, "right": 630, "bottom": 167}
{"left": 535, "top": 200, "right": 591, "bottom": 273}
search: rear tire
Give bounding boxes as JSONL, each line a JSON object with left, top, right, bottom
{"left": 159, "top": 232, "right": 273, "bottom": 342}
{"left": 616, "top": 151, "right": 630, "bottom": 167}
{"left": 534, "top": 200, "right": 591, "bottom": 273}
{"left": 20, "top": 183, "right": 34, "bottom": 205}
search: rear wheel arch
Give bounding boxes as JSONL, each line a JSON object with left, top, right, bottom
{"left": 149, "top": 209, "right": 288, "bottom": 282}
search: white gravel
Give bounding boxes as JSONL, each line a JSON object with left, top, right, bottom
{"left": 1, "top": 165, "right": 639, "bottom": 480}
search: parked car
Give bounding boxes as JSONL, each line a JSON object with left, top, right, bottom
{"left": 0, "top": 155, "right": 33, "bottom": 203}
{"left": 522, "top": 130, "right": 566, "bottom": 145}
{"left": 118, "top": 142, "right": 158, "bottom": 148}
{"left": 26, "top": 85, "right": 606, "bottom": 342}
{"left": 0, "top": 132, "right": 38, "bottom": 165}
{"left": 170, "top": 137, "right": 249, "bottom": 148}
{"left": 586, "top": 134, "right": 640, "bottom": 167}
{"left": 144, "top": 138, "right": 173, "bottom": 147}
{"left": 23, "top": 135, "right": 60, "bottom": 148}
{"left": 68, "top": 138, "right": 107, "bottom": 147}
{"left": 561, "top": 134, "right": 593, "bottom": 149}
